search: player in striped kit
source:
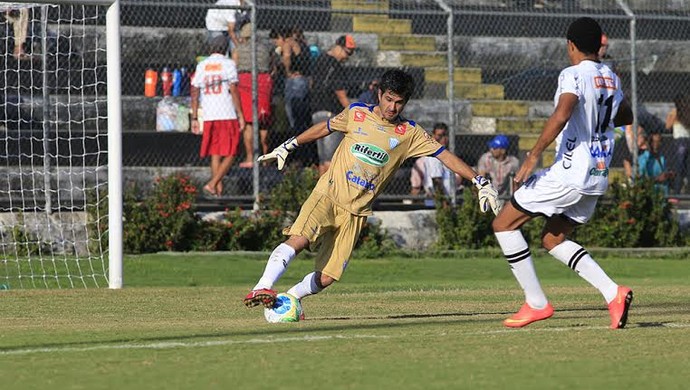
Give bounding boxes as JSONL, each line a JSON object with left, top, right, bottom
{"left": 191, "top": 36, "right": 245, "bottom": 197}
{"left": 492, "top": 17, "right": 634, "bottom": 329}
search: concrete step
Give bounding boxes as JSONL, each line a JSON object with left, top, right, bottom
{"left": 424, "top": 67, "right": 482, "bottom": 84}
{"left": 425, "top": 82, "right": 505, "bottom": 100}
{"left": 401, "top": 52, "right": 450, "bottom": 67}
{"left": 471, "top": 100, "right": 530, "bottom": 117}
{"left": 352, "top": 15, "right": 412, "bottom": 34}
{"left": 378, "top": 35, "right": 436, "bottom": 51}
{"left": 496, "top": 117, "right": 546, "bottom": 134}
{"left": 517, "top": 135, "right": 556, "bottom": 152}
{"left": 331, "top": 0, "right": 390, "bottom": 11}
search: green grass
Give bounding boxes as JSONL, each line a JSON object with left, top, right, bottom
{"left": 1, "top": 253, "right": 690, "bottom": 389}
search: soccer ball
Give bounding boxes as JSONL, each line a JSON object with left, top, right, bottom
{"left": 264, "top": 293, "right": 303, "bottom": 323}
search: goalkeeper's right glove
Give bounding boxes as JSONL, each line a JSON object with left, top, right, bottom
{"left": 257, "top": 136, "right": 299, "bottom": 170}
{"left": 472, "top": 175, "right": 502, "bottom": 216}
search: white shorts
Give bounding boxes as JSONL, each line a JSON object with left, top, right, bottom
{"left": 512, "top": 171, "right": 600, "bottom": 224}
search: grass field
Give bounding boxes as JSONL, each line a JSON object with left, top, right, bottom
{"left": 1, "top": 252, "right": 690, "bottom": 389}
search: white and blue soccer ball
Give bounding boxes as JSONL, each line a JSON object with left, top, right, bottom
{"left": 264, "top": 293, "right": 303, "bottom": 323}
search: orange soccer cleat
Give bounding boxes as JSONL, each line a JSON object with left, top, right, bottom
{"left": 608, "top": 286, "right": 633, "bottom": 329}
{"left": 503, "top": 302, "right": 555, "bottom": 328}
{"left": 243, "top": 288, "right": 278, "bottom": 308}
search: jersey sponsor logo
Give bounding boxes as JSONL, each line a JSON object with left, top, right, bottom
{"left": 589, "top": 167, "right": 609, "bottom": 177}
{"left": 353, "top": 110, "right": 366, "bottom": 122}
{"left": 204, "top": 63, "right": 222, "bottom": 72}
{"left": 395, "top": 123, "right": 407, "bottom": 135}
{"left": 354, "top": 127, "right": 368, "bottom": 136}
{"left": 590, "top": 144, "right": 612, "bottom": 159}
{"left": 389, "top": 138, "right": 400, "bottom": 149}
{"left": 351, "top": 143, "right": 390, "bottom": 167}
{"left": 562, "top": 136, "right": 577, "bottom": 169}
{"left": 594, "top": 76, "right": 616, "bottom": 90}
{"left": 346, "top": 170, "right": 376, "bottom": 191}
{"left": 376, "top": 125, "right": 386, "bottom": 132}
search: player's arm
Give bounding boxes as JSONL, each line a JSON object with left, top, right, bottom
{"left": 514, "top": 92, "right": 577, "bottom": 184}
{"left": 435, "top": 150, "right": 478, "bottom": 182}
{"left": 257, "top": 121, "right": 330, "bottom": 170}
{"left": 190, "top": 85, "right": 201, "bottom": 135}
{"left": 614, "top": 97, "right": 633, "bottom": 128}
{"left": 613, "top": 98, "right": 633, "bottom": 127}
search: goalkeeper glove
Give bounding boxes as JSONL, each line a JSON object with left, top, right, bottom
{"left": 472, "top": 175, "right": 502, "bottom": 216}
{"left": 257, "top": 136, "right": 299, "bottom": 170}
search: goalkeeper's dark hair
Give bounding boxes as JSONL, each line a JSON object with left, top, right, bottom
{"left": 379, "top": 69, "right": 415, "bottom": 102}
{"left": 566, "top": 17, "right": 602, "bottom": 55}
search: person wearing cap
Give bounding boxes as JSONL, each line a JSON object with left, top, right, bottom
{"left": 235, "top": 23, "right": 273, "bottom": 168}
{"left": 476, "top": 134, "right": 519, "bottom": 197}
{"left": 311, "top": 34, "right": 357, "bottom": 175}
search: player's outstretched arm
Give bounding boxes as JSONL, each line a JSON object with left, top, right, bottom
{"left": 436, "top": 150, "right": 501, "bottom": 215}
{"left": 257, "top": 121, "right": 331, "bottom": 170}
{"left": 515, "top": 92, "right": 577, "bottom": 184}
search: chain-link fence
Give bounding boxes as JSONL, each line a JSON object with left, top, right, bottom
{"left": 3, "top": 0, "right": 690, "bottom": 209}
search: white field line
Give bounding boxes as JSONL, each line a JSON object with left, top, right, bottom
{"left": 1, "top": 323, "right": 689, "bottom": 356}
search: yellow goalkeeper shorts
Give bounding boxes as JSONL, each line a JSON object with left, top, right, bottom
{"left": 283, "top": 191, "right": 367, "bottom": 281}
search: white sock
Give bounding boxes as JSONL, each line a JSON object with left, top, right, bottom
{"left": 286, "top": 272, "right": 324, "bottom": 300}
{"left": 549, "top": 240, "right": 618, "bottom": 303}
{"left": 495, "top": 230, "right": 549, "bottom": 309}
{"left": 253, "top": 243, "right": 296, "bottom": 290}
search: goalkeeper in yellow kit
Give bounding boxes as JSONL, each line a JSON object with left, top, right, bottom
{"left": 243, "top": 69, "right": 500, "bottom": 313}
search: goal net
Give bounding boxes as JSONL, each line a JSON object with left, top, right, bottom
{"left": 0, "top": 1, "right": 121, "bottom": 289}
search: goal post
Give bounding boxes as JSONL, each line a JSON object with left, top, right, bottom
{"left": 0, "top": 0, "right": 122, "bottom": 289}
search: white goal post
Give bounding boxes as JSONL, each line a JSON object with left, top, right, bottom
{"left": 0, "top": 0, "right": 122, "bottom": 289}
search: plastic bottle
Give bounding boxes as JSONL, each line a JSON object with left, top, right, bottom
{"left": 179, "top": 67, "right": 190, "bottom": 96}
{"left": 161, "top": 67, "right": 172, "bottom": 97}
{"left": 172, "top": 68, "right": 182, "bottom": 97}
{"left": 144, "top": 69, "right": 158, "bottom": 97}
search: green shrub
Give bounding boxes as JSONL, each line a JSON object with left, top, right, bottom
{"left": 354, "top": 217, "right": 398, "bottom": 258}
{"left": 223, "top": 208, "right": 288, "bottom": 251}
{"left": 123, "top": 174, "right": 198, "bottom": 253}
{"left": 434, "top": 177, "right": 684, "bottom": 249}
{"left": 266, "top": 166, "right": 320, "bottom": 214}
{"left": 572, "top": 178, "right": 682, "bottom": 247}
{"left": 0, "top": 213, "right": 52, "bottom": 256}
{"left": 434, "top": 189, "right": 495, "bottom": 250}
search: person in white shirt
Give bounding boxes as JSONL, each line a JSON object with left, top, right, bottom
{"left": 491, "top": 17, "right": 634, "bottom": 329}
{"left": 205, "top": 0, "right": 242, "bottom": 62}
{"left": 191, "top": 36, "right": 245, "bottom": 197}
{"left": 409, "top": 123, "right": 457, "bottom": 206}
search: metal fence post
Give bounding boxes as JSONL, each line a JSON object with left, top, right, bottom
{"left": 617, "top": 0, "right": 638, "bottom": 175}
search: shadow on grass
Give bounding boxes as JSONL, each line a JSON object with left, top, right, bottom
{"left": 2, "top": 302, "right": 688, "bottom": 353}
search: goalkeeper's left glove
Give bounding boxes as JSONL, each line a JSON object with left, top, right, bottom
{"left": 257, "top": 136, "right": 298, "bottom": 170}
{"left": 472, "top": 175, "right": 502, "bottom": 216}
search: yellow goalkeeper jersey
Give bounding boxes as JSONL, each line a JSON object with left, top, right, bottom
{"left": 312, "top": 102, "right": 444, "bottom": 216}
